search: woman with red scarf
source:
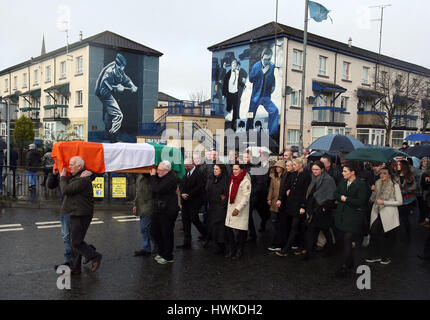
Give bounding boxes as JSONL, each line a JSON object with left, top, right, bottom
{"left": 225, "top": 163, "right": 251, "bottom": 259}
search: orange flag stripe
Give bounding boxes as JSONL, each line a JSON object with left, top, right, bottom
{"left": 51, "top": 141, "right": 106, "bottom": 174}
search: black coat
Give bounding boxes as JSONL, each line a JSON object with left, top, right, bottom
{"left": 4, "top": 148, "right": 18, "bottom": 167}
{"left": 285, "top": 170, "right": 311, "bottom": 217}
{"left": 60, "top": 170, "right": 94, "bottom": 216}
{"left": 179, "top": 167, "right": 204, "bottom": 211}
{"left": 206, "top": 172, "right": 229, "bottom": 243}
{"left": 25, "top": 149, "right": 41, "bottom": 172}
{"left": 278, "top": 171, "right": 295, "bottom": 210}
{"left": 151, "top": 171, "right": 179, "bottom": 215}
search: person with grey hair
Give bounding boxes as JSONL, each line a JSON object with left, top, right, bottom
{"left": 59, "top": 156, "right": 102, "bottom": 275}
{"left": 26, "top": 143, "right": 41, "bottom": 190}
{"left": 150, "top": 160, "right": 180, "bottom": 264}
{"left": 177, "top": 158, "right": 207, "bottom": 249}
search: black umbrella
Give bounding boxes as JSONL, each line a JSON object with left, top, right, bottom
{"left": 404, "top": 144, "right": 430, "bottom": 159}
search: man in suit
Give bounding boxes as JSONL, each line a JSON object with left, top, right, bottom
{"left": 177, "top": 158, "right": 208, "bottom": 249}
{"left": 246, "top": 48, "right": 279, "bottom": 137}
{"left": 222, "top": 59, "right": 246, "bottom": 131}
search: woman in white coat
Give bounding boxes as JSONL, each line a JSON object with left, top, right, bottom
{"left": 225, "top": 163, "right": 251, "bottom": 259}
{"left": 366, "top": 166, "right": 402, "bottom": 265}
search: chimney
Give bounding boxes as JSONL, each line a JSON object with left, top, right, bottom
{"left": 348, "top": 37, "right": 352, "bottom": 48}
{"left": 79, "top": 31, "right": 83, "bottom": 41}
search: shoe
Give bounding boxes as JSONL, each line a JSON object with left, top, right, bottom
{"left": 154, "top": 255, "right": 162, "bottom": 261}
{"left": 90, "top": 254, "right": 102, "bottom": 272}
{"left": 365, "top": 257, "right": 381, "bottom": 263}
{"left": 176, "top": 244, "right": 191, "bottom": 249}
{"left": 134, "top": 250, "right": 151, "bottom": 256}
{"left": 294, "top": 249, "right": 306, "bottom": 256}
{"left": 54, "top": 262, "right": 70, "bottom": 270}
{"left": 335, "top": 266, "right": 348, "bottom": 278}
{"left": 157, "top": 257, "right": 168, "bottom": 264}
{"left": 380, "top": 257, "right": 391, "bottom": 265}
{"left": 83, "top": 244, "right": 97, "bottom": 264}
{"left": 291, "top": 246, "right": 299, "bottom": 250}
{"left": 275, "top": 251, "right": 288, "bottom": 257}
{"left": 268, "top": 247, "right": 281, "bottom": 252}
{"left": 361, "top": 235, "right": 370, "bottom": 248}
{"left": 417, "top": 254, "right": 430, "bottom": 261}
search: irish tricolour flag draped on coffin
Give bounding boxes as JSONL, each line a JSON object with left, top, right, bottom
{"left": 51, "top": 141, "right": 185, "bottom": 178}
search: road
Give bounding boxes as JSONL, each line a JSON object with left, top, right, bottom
{"left": 0, "top": 207, "right": 429, "bottom": 300}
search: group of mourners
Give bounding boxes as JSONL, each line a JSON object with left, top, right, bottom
{"left": 130, "top": 147, "right": 430, "bottom": 278}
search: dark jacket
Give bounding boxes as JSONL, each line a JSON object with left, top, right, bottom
{"left": 179, "top": 167, "right": 204, "bottom": 210}
{"left": 60, "top": 169, "right": 94, "bottom": 216}
{"left": 278, "top": 171, "right": 295, "bottom": 211}
{"left": 206, "top": 172, "right": 229, "bottom": 243}
{"left": 25, "top": 149, "right": 41, "bottom": 172}
{"left": 285, "top": 170, "right": 311, "bottom": 217}
{"left": 151, "top": 171, "right": 179, "bottom": 215}
{"left": 333, "top": 178, "right": 367, "bottom": 233}
{"left": 4, "top": 147, "right": 18, "bottom": 168}
{"left": 326, "top": 166, "right": 342, "bottom": 185}
{"left": 134, "top": 174, "right": 153, "bottom": 217}
{"left": 250, "top": 162, "right": 271, "bottom": 204}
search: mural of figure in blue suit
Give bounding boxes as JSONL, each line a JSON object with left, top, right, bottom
{"left": 247, "top": 48, "right": 279, "bottom": 136}
{"left": 95, "top": 53, "right": 138, "bottom": 141}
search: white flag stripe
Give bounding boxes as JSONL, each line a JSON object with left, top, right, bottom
{"left": 113, "top": 215, "right": 136, "bottom": 219}
{"left": 102, "top": 143, "right": 155, "bottom": 172}
{"left": 0, "top": 228, "right": 24, "bottom": 232}
{"left": 90, "top": 221, "right": 104, "bottom": 225}
{"left": 35, "top": 221, "right": 61, "bottom": 225}
{"left": 0, "top": 224, "right": 22, "bottom": 228}
{"left": 117, "top": 218, "right": 140, "bottom": 222}
{"left": 37, "top": 225, "right": 62, "bottom": 229}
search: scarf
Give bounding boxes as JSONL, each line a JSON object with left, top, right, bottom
{"left": 306, "top": 171, "right": 336, "bottom": 205}
{"left": 229, "top": 169, "right": 247, "bottom": 204}
{"left": 375, "top": 179, "right": 396, "bottom": 201}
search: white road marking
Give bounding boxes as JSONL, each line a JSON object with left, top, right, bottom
{"left": 37, "top": 225, "right": 62, "bottom": 229}
{"left": 35, "top": 221, "right": 61, "bottom": 225}
{"left": 113, "top": 215, "right": 136, "bottom": 219}
{"left": 0, "top": 228, "right": 24, "bottom": 232}
{"left": 90, "top": 221, "right": 104, "bottom": 225}
{"left": 0, "top": 224, "right": 22, "bottom": 228}
{"left": 117, "top": 218, "right": 140, "bottom": 222}
{"left": 92, "top": 218, "right": 100, "bottom": 221}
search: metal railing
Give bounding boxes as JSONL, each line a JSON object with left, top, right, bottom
{"left": 0, "top": 166, "right": 136, "bottom": 203}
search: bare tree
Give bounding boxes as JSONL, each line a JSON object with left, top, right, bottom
{"left": 189, "top": 89, "right": 209, "bottom": 103}
{"left": 372, "top": 67, "right": 427, "bottom": 145}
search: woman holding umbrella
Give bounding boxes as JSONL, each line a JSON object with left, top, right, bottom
{"left": 366, "top": 166, "right": 402, "bottom": 265}
{"left": 333, "top": 162, "right": 367, "bottom": 278}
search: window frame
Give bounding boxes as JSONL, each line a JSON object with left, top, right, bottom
{"left": 318, "top": 56, "right": 327, "bottom": 76}
{"left": 292, "top": 49, "right": 303, "bottom": 71}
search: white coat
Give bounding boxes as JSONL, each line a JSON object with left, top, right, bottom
{"left": 225, "top": 173, "right": 251, "bottom": 231}
{"left": 370, "top": 180, "right": 402, "bottom": 233}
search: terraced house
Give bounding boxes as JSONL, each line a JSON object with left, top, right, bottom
{"left": 208, "top": 22, "right": 430, "bottom": 149}
{"left": 0, "top": 31, "right": 161, "bottom": 144}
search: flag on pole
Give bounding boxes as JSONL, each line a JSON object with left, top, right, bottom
{"left": 308, "top": 1, "right": 332, "bottom": 23}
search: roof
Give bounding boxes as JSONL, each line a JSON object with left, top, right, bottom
{"left": 208, "top": 22, "right": 430, "bottom": 77}
{"left": 0, "top": 31, "right": 163, "bottom": 76}
{"left": 158, "top": 91, "right": 180, "bottom": 102}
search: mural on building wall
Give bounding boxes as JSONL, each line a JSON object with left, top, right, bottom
{"left": 91, "top": 50, "right": 141, "bottom": 143}
{"left": 211, "top": 40, "right": 283, "bottom": 150}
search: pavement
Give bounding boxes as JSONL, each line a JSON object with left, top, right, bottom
{"left": 0, "top": 207, "right": 430, "bottom": 300}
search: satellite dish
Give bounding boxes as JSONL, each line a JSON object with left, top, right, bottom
{"left": 285, "top": 86, "right": 293, "bottom": 95}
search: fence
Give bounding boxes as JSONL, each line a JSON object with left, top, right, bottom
{"left": 0, "top": 166, "right": 136, "bottom": 203}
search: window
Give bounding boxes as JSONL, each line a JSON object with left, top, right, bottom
{"left": 290, "top": 90, "right": 301, "bottom": 107}
{"left": 357, "top": 129, "right": 370, "bottom": 145}
{"left": 34, "top": 98, "right": 40, "bottom": 108}
{"left": 312, "top": 127, "right": 325, "bottom": 142}
{"left": 13, "top": 76, "right": 17, "bottom": 90}
{"left": 46, "top": 66, "right": 51, "bottom": 82}
{"left": 74, "top": 124, "right": 84, "bottom": 140}
{"left": 318, "top": 56, "right": 327, "bottom": 76}
{"left": 33, "top": 69, "right": 39, "bottom": 85}
{"left": 46, "top": 95, "right": 51, "bottom": 106}
{"left": 60, "top": 96, "right": 68, "bottom": 118}
{"left": 316, "top": 94, "right": 328, "bottom": 107}
{"left": 4, "top": 79, "right": 8, "bottom": 92}
{"left": 342, "top": 62, "right": 350, "bottom": 80}
{"left": 362, "top": 67, "right": 369, "bottom": 84}
{"left": 76, "top": 56, "right": 83, "bottom": 75}
{"left": 0, "top": 123, "right": 6, "bottom": 137}
{"left": 341, "top": 96, "right": 349, "bottom": 111}
{"left": 380, "top": 71, "right": 387, "bottom": 86}
{"left": 287, "top": 129, "right": 300, "bottom": 146}
{"left": 292, "top": 49, "right": 303, "bottom": 71}
{"left": 22, "top": 73, "right": 27, "bottom": 88}
{"left": 327, "top": 127, "right": 345, "bottom": 135}
{"left": 391, "top": 131, "right": 404, "bottom": 148}
{"left": 75, "top": 90, "right": 83, "bottom": 106}
{"left": 60, "top": 107, "right": 68, "bottom": 118}
{"left": 44, "top": 122, "right": 56, "bottom": 140}
{"left": 411, "top": 78, "right": 419, "bottom": 95}
{"left": 60, "top": 61, "right": 66, "bottom": 78}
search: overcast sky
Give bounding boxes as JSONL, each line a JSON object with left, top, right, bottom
{"left": 0, "top": 0, "right": 428, "bottom": 100}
